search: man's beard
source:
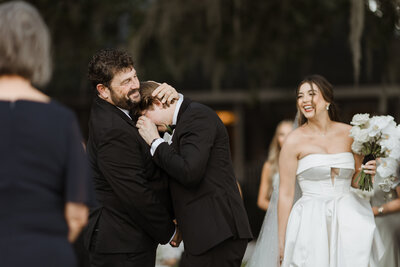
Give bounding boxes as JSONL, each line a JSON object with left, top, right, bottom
{"left": 110, "top": 88, "right": 139, "bottom": 110}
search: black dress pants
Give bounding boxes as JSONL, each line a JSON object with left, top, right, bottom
{"left": 89, "top": 250, "right": 156, "bottom": 267}
{"left": 88, "top": 230, "right": 156, "bottom": 267}
{"left": 179, "top": 238, "right": 248, "bottom": 267}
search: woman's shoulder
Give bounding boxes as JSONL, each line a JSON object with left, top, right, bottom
{"left": 262, "top": 160, "right": 273, "bottom": 171}
{"left": 281, "top": 127, "right": 304, "bottom": 152}
{"left": 286, "top": 126, "right": 306, "bottom": 141}
{"left": 332, "top": 121, "right": 352, "bottom": 135}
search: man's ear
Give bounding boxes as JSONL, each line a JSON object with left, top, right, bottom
{"left": 97, "top": 84, "right": 109, "bottom": 99}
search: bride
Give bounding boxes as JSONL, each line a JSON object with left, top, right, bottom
{"left": 278, "top": 75, "right": 384, "bottom": 266}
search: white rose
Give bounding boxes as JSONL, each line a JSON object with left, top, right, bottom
{"left": 357, "top": 128, "right": 371, "bottom": 143}
{"left": 351, "top": 141, "right": 363, "bottom": 154}
{"left": 350, "top": 113, "right": 370, "bottom": 127}
{"left": 378, "top": 178, "right": 394, "bottom": 193}
{"left": 349, "top": 126, "right": 360, "bottom": 138}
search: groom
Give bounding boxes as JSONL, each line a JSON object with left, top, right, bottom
{"left": 136, "top": 81, "right": 253, "bottom": 267}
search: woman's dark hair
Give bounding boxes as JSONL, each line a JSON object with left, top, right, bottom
{"left": 296, "top": 74, "right": 340, "bottom": 125}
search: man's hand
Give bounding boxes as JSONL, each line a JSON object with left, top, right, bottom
{"left": 136, "top": 116, "right": 160, "bottom": 145}
{"left": 151, "top": 82, "right": 179, "bottom": 104}
{"left": 170, "top": 220, "right": 182, "bottom": 247}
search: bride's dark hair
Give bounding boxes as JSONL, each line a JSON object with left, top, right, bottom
{"left": 296, "top": 74, "right": 340, "bottom": 126}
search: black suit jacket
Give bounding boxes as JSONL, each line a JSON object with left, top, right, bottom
{"left": 153, "top": 98, "right": 253, "bottom": 255}
{"left": 85, "top": 97, "right": 175, "bottom": 254}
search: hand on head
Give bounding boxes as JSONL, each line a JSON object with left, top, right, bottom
{"left": 151, "top": 82, "right": 179, "bottom": 104}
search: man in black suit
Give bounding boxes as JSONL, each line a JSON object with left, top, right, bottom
{"left": 136, "top": 81, "right": 253, "bottom": 267}
{"left": 85, "top": 50, "right": 179, "bottom": 267}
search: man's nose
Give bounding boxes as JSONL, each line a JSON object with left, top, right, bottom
{"left": 133, "top": 79, "right": 140, "bottom": 88}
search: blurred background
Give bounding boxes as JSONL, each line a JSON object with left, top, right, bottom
{"left": 8, "top": 0, "right": 400, "bottom": 238}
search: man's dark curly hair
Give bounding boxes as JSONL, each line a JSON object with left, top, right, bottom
{"left": 88, "top": 49, "right": 134, "bottom": 92}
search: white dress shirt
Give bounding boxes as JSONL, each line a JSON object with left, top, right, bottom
{"left": 150, "top": 94, "right": 184, "bottom": 155}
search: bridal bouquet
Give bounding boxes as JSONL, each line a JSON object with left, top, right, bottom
{"left": 350, "top": 114, "right": 400, "bottom": 191}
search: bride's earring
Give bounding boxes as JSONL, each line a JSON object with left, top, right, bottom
{"left": 326, "top": 104, "right": 330, "bottom": 110}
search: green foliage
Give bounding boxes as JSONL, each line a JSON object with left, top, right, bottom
{"left": 2, "top": 0, "right": 398, "bottom": 97}
{"left": 358, "top": 138, "right": 385, "bottom": 191}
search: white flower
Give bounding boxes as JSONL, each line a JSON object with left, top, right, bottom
{"left": 380, "top": 138, "right": 400, "bottom": 156}
{"left": 368, "top": 115, "right": 395, "bottom": 137}
{"left": 377, "top": 157, "right": 398, "bottom": 178}
{"left": 357, "top": 128, "right": 372, "bottom": 143}
{"left": 351, "top": 141, "right": 363, "bottom": 154}
{"left": 349, "top": 125, "right": 371, "bottom": 143}
{"left": 388, "top": 148, "right": 400, "bottom": 160}
{"left": 378, "top": 125, "right": 400, "bottom": 159}
{"left": 381, "top": 124, "right": 400, "bottom": 140}
{"left": 351, "top": 113, "right": 370, "bottom": 127}
{"left": 378, "top": 178, "right": 394, "bottom": 193}
{"left": 349, "top": 126, "right": 360, "bottom": 138}
{"left": 350, "top": 187, "right": 374, "bottom": 200}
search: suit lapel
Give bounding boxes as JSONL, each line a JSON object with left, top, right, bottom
{"left": 176, "top": 97, "right": 192, "bottom": 125}
{"left": 95, "top": 96, "right": 136, "bottom": 127}
{"left": 171, "top": 98, "right": 192, "bottom": 148}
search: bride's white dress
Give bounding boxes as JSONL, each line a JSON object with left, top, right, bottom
{"left": 282, "top": 152, "right": 384, "bottom": 267}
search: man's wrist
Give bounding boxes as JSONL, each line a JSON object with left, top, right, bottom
{"left": 168, "top": 226, "right": 177, "bottom": 243}
{"left": 150, "top": 138, "right": 165, "bottom": 156}
{"left": 150, "top": 138, "right": 159, "bottom": 147}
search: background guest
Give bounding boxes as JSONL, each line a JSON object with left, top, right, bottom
{"left": 247, "top": 120, "right": 293, "bottom": 267}
{"left": 371, "top": 170, "right": 400, "bottom": 266}
{"left": 257, "top": 120, "right": 293, "bottom": 211}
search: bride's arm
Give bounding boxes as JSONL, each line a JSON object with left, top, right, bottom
{"left": 278, "top": 134, "right": 298, "bottom": 261}
{"left": 351, "top": 153, "right": 363, "bottom": 187}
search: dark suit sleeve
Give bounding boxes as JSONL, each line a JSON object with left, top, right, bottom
{"left": 153, "top": 109, "right": 216, "bottom": 188}
{"left": 97, "top": 128, "right": 175, "bottom": 244}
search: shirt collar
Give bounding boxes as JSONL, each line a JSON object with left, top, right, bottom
{"left": 172, "top": 94, "right": 184, "bottom": 125}
{"left": 117, "top": 107, "right": 132, "bottom": 119}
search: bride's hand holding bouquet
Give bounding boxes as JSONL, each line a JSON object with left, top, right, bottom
{"left": 350, "top": 114, "right": 400, "bottom": 191}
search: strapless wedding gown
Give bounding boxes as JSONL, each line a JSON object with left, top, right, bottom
{"left": 282, "top": 152, "right": 384, "bottom": 267}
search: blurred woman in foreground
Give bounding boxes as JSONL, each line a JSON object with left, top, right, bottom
{"left": 0, "top": 1, "right": 92, "bottom": 266}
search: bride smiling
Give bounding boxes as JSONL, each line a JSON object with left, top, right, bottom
{"left": 278, "top": 75, "right": 384, "bottom": 267}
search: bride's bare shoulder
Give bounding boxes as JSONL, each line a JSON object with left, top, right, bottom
{"left": 283, "top": 127, "right": 304, "bottom": 146}
{"left": 332, "top": 121, "right": 352, "bottom": 133}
